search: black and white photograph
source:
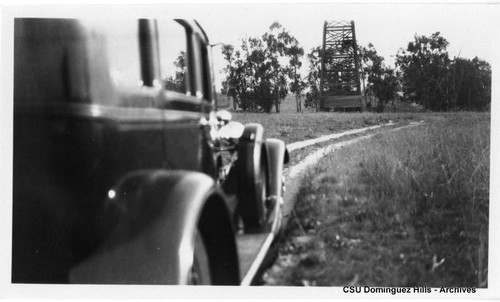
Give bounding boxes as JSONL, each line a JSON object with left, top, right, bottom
{"left": 1, "top": 1, "right": 499, "bottom": 300}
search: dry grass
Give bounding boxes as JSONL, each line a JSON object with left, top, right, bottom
{"left": 263, "top": 112, "right": 490, "bottom": 287}
{"left": 233, "top": 111, "right": 432, "bottom": 144}
{"left": 223, "top": 94, "right": 434, "bottom": 144}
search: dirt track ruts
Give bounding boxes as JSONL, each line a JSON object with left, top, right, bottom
{"left": 281, "top": 121, "right": 425, "bottom": 228}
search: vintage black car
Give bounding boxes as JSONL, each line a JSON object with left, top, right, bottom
{"left": 13, "top": 18, "right": 288, "bottom": 285}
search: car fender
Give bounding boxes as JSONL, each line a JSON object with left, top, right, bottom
{"left": 69, "top": 169, "right": 236, "bottom": 284}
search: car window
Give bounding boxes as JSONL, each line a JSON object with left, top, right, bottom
{"left": 98, "top": 20, "right": 142, "bottom": 88}
{"left": 200, "top": 40, "right": 212, "bottom": 102}
{"left": 157, "top": 20, "right": 188, "bottom": 94}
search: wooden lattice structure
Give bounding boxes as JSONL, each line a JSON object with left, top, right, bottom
{"left": 319, "top": 20, "right": 363, "bottom": 111}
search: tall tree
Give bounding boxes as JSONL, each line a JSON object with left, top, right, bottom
{"left": 221, "top": 22, "right": 302, "bottom": 113}
{"left": 396, "top": 32, "right": 451, "bottom": 111}
{"left": 451, "top": 57, "right": 491, "bottom": 110}
{"left": 261, "top": 22, "right": 296, "bottom": 113}
{"left": 304, "top": 46, "right": 322, "bottom": 110}
{"left": 360, "top": 43, "right": 398, "bottom": 112}
{"left": 286, "top": 38, "right": 305, "bottom": 112}
{"left": 221, "top": 43, "right": 254, "bottom": 111}
{"left": 396, "top": 32, "right": 491, "bottom": 111}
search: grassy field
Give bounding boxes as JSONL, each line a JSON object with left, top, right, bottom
{"left": 232, "top": 111, "right": 438, "bottom": 145}
{"left": 227, "top": 94, "right": 442, "bottom": 144}
{"left": 262, "top": 112, "right": 490, "bottom": 287}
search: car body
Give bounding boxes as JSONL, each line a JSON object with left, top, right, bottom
{"left": 13, "top": 18, "right": 288, "bottom": 285}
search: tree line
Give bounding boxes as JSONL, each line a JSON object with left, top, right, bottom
{"left": 169, "top": 22, "right": 491, "bottom": 113}
{"left": 395, "top": 33, "right": 491, "bottom": 111}
{"left": 220, "top": 22, "right": 304, "bottom": 113}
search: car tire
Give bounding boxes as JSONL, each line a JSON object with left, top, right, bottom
{"left": 239, "top": 154, "right": 269, "bottom": 233}
{"left": 189, "top": 231, "right": 211, "bottom": 285}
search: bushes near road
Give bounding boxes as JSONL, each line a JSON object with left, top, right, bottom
{"left": 264, "top": 112, "right": 490, "bottom": 287}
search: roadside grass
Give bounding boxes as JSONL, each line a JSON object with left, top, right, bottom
{"left": 263, "top": 112, "right": 490, "bottom": 287}
{"left": 285, "top": 124, "right": 402, "bottom": 168}
{"left": 224, "top": 94, "right": 435, "bottom": 144}
{"left": 233, "top": 111, "right": 433, "bottom": 145}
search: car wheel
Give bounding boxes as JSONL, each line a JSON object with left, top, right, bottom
{"left": 188, "top": 232, "right": 211, "bottom": 285}
{"left": 239, "top": 154, "right": 269, "bottom": 233}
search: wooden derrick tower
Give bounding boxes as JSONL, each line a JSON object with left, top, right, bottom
{"left": 319, "top": 20, "right": 363, "bottom": 111}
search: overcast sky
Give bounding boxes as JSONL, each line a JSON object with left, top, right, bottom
{"left": 201, "top": 3, "right": 498, "bottom": 62}
{"left": 3, "top": 3, "right": 499, "bottom": 90}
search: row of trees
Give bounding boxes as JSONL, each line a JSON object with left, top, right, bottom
{"left": 221, "top": 22, "right": 305, "bottom": 113}
{"left": 396, "top": 32, "right": 491, "bottom": 111}
{"left": 219, "top": 23, "right": 491, "bottom": 113}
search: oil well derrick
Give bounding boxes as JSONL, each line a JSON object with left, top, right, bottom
{"left": 319, "top": 20, "right": 363, "bottom": 111}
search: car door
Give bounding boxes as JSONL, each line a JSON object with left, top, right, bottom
{"left": 155, "top": 19, "right": 217, "bottom": 176}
